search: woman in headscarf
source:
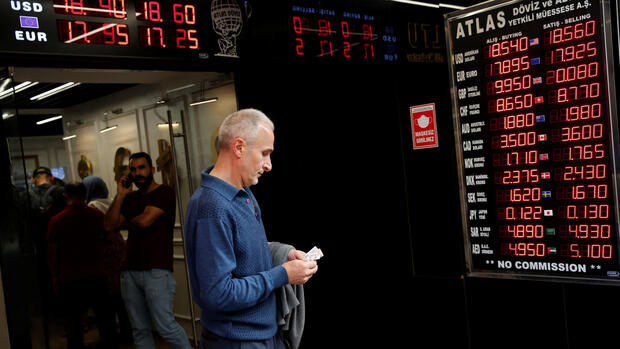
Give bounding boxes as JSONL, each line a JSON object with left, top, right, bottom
{"left": 83, "top": 176, "right": 133, "bottom": 344}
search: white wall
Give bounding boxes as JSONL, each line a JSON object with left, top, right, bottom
{"left": 15, "top": 135, "right": 68, "bottom": 186}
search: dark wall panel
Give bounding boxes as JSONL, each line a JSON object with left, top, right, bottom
{"left": 235, "top": 65, "right": 413, "bottom": 347}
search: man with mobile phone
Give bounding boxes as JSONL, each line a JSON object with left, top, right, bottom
{"left": 104, "top": 152, "right": 191, "bottom": 349}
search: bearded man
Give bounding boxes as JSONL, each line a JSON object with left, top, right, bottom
{"left": 104, "top": 152, "right": 191, "bottom": 349}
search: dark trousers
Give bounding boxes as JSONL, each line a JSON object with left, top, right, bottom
{"left": 59, "top": 277, "right": 119, "bottom": 349}
{"left": 200, "top": 328, "right": 285, "bottom": 349}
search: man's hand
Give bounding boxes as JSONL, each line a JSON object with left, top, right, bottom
{"left": 117, "top": 173, "right": 133, "bottom": 197}
{"left": 287, "top": 249, "right": 306, "bottom": 261}
{"left": 282, "top": 260, "right": 318, "bottom": 285}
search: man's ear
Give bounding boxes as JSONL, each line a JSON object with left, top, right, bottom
{"left": 232, "top": 137, "right": 246, "bottom": 158}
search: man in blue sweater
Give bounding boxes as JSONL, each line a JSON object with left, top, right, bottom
{"left": 185, "top": 108, "right": 318, "bottom": 349}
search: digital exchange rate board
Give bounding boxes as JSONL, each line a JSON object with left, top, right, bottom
{"left": 446, "top": 0, "right": 620, "bottom": 282}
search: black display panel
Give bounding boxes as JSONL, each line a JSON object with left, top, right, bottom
{"left": 287, "top": 2, "right": 398, "bottom": 63}
{"left": 0, "top": 0, "right": 236, "bottom": 61}
{"left": 446, "top": 0, "right": 620, "bottom": 282}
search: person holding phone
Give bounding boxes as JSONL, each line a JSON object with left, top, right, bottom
{"left": 104, "top": 152, "right": 191, "bottom": 349}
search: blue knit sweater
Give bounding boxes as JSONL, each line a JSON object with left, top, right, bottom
{"left": 184, "top": 167, "right": 289, "bottom": 340}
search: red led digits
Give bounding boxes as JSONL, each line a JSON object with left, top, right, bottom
{"left": 549, "top": 103, "right": 601, "bottom": 123}
{"left": 492, "top": 150, "right": 538, "bottom": 167}
{"left": 496, "top": 187, "right": 541, "bottom": 202}
{"left": 495, "top": 169, "right": 540, "bottom": 184}
{"left": 491, "top": 131, "right": 537, "bottom": 149}
{"left": 552, "top": 144, "right": 605, "bottom": 162}
{"left": 559, "top": 224, "right": 611, "bottom": 238}
{"left": 501, "top": 243, "right": 546, "bottom": 257}
{"left": 554, "top": 164, "right": 606, "bottom": 181}
{"left": 546, "top": 62, "right": 599, "bottom": 84}
{"left": 498, "top": 206, "right": 543, "bottom": 220}
{"left": 556, "top": 184, "right": 608, "bottom": 200}
{"left": 137, "top": 1, "right": 196, "bottom": 24}
{"left": 545, "top": 41, "right": 597, "bottom": 64}
{"left": 173, "top": 3, "right": 195, "bottom": 24}
{"left": 560, "top": 244, "right": 612, "bottom": 259}
{"left": 548, "top": 82, "right": 600, "bottom": 104}
{"left": 57, "top": 20, "right": 129, "bottom": 45}
{"left": 544, "top": 20, "right": 596, "bottom": 45}
{"left": 558, "top": 204, "right": 609, "bottom": 219}
{"left": 550, "top": 123, "right": 604, "bottom": 142}
{"left": 485, "top": 36, "right": 529, "bottom": 58}
{"left": 489, "top": 94, "right": 533, "bottom": 113}
{"left": 486, "top": 75, "right": 532, "bottom": 95}
{"left": 485, "top": 55, "right": 530, "bottom": 77}
{"left": 499, "top": 225, "right": 544, "bottom": 238}
{"left": 54, "top": 0, "right": 127, "bottom": 18}
{"left": 175, "top": 29, "right": 198, "bottom": 49}
{"left": 489, "top": 113, "right": 535, "bottom": 131}
{"left": 291, "top": 13, "right": 376, "bottom": 60}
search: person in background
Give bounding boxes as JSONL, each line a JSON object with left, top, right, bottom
{"left": 83, "top": 176, "right": 133, "bottom": 345}
{"left": 47, "top": 182, "right": 118, "bottom": 349}
{"left": 104, "top": 152, "right": 192, "bottom": 349}
{"left": 184, "top": 108, "right": 318, "bottom": 349}
{"left": 27, "top": 166, "right": 67, "bottom": 347}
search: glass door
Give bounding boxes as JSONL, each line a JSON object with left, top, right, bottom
{"left": 0, "top": 67, "right": 239, "bottom": 348}
{"left": 0, "top": 67, "right": 52, "bottom": 349}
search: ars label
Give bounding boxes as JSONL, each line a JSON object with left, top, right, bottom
{"left": 410, "top": 103, "right": 439, "bottom": 149}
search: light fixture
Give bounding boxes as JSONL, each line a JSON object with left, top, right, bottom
{"left": 0, "top": 78, "right": 11, "bottom": 93}
{"left": 190, "top": 97, "right": 218, "bottom": 107}
{"left": 30, "top": 82, "right": 81, "bottom": 101}
{"left": 157, "top": 122, "right": 180, "bottom": 127}
{"left": 388, "top": 0, "right": 465, "bottom": 9}
{"left": 62, "top": 134, "right": 77, "bottom": 140}
{"left": 36, "top": 115, "right": 63, "bottom": 125}
{"left": 99, "top": 125, "right": 118, "bottom": 133}
{"left": 439, "top": 3, "right": 465, "bottom": 9}
{"left": 390, "top": 0, "right": 438, "bottom": 8}
{"left": 2, "top": 112, "right": 15, "bottom": 120}
{"left": 0, "top": 81, "right": 39, "bottom": 100}
{"left": 166, "top": 84, "right": 195, "bottom": 94}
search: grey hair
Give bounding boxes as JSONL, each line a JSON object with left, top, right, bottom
{"left": 218, "top": 108, "right": 274, "bottom": 149}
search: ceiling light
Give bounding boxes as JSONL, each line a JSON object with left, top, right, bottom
{"left": 190, "top": 97, "right": 218, "bottom": 106}
{"left": 390, "top": 0, "right": 439, "bottom": 8}
{"left": 157, "top": 122, "right": 180, "bottom": 127}
{"left": 389, "top": 0, "right": 464, "bottom": 9}
{"left": 30, "top": 82, "right": 81, "bottom": 101}
{"left": 36, "top": 115, "right": 63, "bottom": 125}
{"left": 99, "top": 125, "right": 118, "bottom": 133}
{"left": 0, "top": 81, "right": 39, "bottom": 100}
{"left": 0, "top": 78, "right": 11, "bottom": 93}
{"left": 2, "top": 112, "right": 15, "bottom": 120}
{"left": 439, "top": 3, "right": 465, "bottom": 9}
{"left": 62, "top": 134, "right": 77, "bottom": 140}
{"left": 166, "top": 84, "right": 195, "bottom": 93}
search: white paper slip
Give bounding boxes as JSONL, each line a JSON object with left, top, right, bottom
{"left": 304, "top": 246, "right": 324, "bottom": 261}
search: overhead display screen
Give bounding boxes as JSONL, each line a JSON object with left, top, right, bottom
{"left": 0, "top": 0, "right": 217, "bottom": 61}
{"left": 446, "top": 0, "right": 620, "bottom": 281}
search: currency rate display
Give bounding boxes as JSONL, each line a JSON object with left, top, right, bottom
{"left": 446, "top": 0, "right": 620, "bottom": 281}
{"left": 0, "top": 0, "right": 207, "bottom": 61}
